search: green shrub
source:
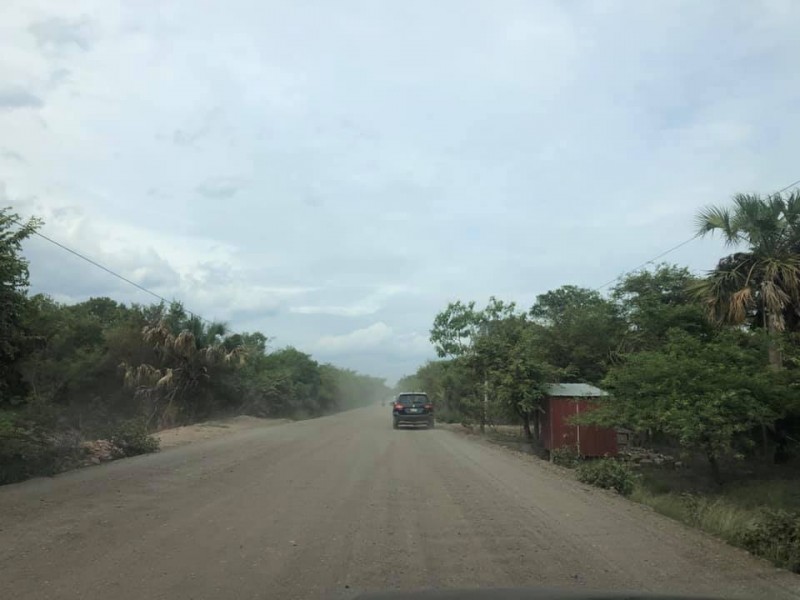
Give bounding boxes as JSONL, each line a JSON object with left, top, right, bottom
{"left": 108, "top": 419, "right": 159, "bottom": 456}
{"left": 434, "top": 407, "right": 460, "bottom": 424}
{"left": 0, "top": 412, "right": 81, "bottom": 484}
{"left": 576, "top": 458, "right": 636, "bottom": 496}
{"left": 740, "top": 509, "right": 800, "bottom": 572}
{"left": 551, "top": 446, "right": 581, "bottom": 468}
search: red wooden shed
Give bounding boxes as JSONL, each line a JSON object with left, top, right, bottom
{"left": 540, "top": 383, "right": 617, "bottom": 457}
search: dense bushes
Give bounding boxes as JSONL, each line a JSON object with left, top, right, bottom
{"left": 1, "top": 294, "right": 388, "bottom": 477}
{"left": 0, "top": 296, "right": 388, "bottom": 483}
{"left": 576, "top": 459, "right": 636, "bottom": 496}
{"left": 550, "top": 446, "right": 581, "bottom": 468}
{"left": 0, "top": 413, "right": 161, "bottom": 483}
{"left": 0, "top": 208, "right": 391, "bottom": 484}
{"left": 741, "top": 509, "right": 800, "bottom": 572}
{"left": 108, "top": 419, "right": 160, "bottom": 457}
{"left": 0, "top": 413, "right": 81, "bottom": 484}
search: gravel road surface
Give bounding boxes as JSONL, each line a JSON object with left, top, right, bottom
{"left": 1, "top": 406, "right": 798, "bottom": 599}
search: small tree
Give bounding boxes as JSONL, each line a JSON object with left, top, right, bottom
{"left": 474, "top": 315, "right": 554, "bottom": 440}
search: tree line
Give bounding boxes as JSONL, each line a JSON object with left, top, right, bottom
{"left": 398, "top": 192, "right": 800, "bottom": 483}
{"left": 0, "top": 209, "right": 389, "bottom": 483}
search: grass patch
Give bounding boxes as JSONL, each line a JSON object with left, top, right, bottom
{"left": 632, "top": 478, "right": 800, "bottom": 572}
{"left": 721, "top": 479, "right": 800, "bottom": 511}
{"left": 631, "top": 487, "right": 694, "bottom": 522}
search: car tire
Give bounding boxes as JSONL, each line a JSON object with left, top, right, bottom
{"left": 428, "top": 419, "right": 435, "bottom": 429}
{"left": 393, "top": 418, "right": 399, "bottom": 430}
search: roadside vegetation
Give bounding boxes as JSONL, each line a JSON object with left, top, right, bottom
{"left": 0, "top": 209, "right": 389, "bottom": 484}
{"left": 397, "top": 191, "right": 800, "bottom": 572}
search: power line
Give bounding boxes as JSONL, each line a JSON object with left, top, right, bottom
{"left": 9, "top": 216, "right": 215, "bottom": 326}
{"left": 777, "top": 177, "right": 800, "bottom": 195}
{"left": 12, "top": 176, "right": 800, "bottom": 310}
{"left": 594, "top": 176, "right": 800, "bottom": 292}
{"left": 594, "top": 234, "right": 699, "bottom": 291}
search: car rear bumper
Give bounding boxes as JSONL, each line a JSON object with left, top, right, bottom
{"left": 393, "top": 413, "right": 433, "bottom": 423}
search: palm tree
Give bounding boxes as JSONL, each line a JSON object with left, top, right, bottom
{"left": 693, "top": 192, "right": 800, "bottom": 367}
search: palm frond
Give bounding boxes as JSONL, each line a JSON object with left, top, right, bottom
{"left": 727, "top": 287, "right": 755, "bottom": 324}
{"left": 771, "top": 255, "right": 800, "bottom": 299}
{"left": 761, "top": 281, "right": 790, "bottom": 330}
{"left": 782, "top": 191, "right": 800, "bottom": 230}
{"left": 122, "top": 363, "right": 162, "bottom": 388}
{"left": 696, "top": 205, "right": 736, "bottom": 243}
{"left": 222, "top": 346, "right": 247, "bottom": 366}
{"left": 142, "top": 322, "right": 173, "bottom": 349}
{"left": 201, "top": 346, "right": 221, "bottom": 364}
{"left": 690, "top": 252, "right": 760, "bottom": 324}
{"left": 157, "top": 369, "right": 174, "bottom": 389}
{"left": 174, "top": 331, "right": 197, "bottom": 357}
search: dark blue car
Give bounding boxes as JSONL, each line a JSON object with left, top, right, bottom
{"left": 392, "top": 392, "right": 434, "bottom": 429}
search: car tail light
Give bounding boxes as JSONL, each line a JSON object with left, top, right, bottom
{"left": 394, "top": 403, "right": 404, "bottom": 410}
{"left": 424, "top": 404, "right": 433, "bottom": 411}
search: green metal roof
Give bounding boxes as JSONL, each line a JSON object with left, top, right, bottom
{"left": 546, "top": 383, "right": 608, "bottom": 397}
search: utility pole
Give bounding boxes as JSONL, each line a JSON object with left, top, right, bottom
{"left": 481, "top": 376, "right": 488, "bottom": 434}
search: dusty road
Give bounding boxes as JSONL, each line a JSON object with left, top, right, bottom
{"left": 1, "top": 406, "right": 798, "bottom": 599}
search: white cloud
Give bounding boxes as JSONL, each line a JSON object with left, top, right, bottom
{"left": 312, "top": 323, "right": 433, "bottom": 371}
{"left": 0, "top": 86, "right": 43, "bottom": 110}
{"left": 195, "top": 177, "right": 243, "bottom": 200}
{"left": 290, "top": 285, "right": 411, "bottom": 317}
{"left": 29, "top": 16, "right": 95, "bottom": 52}
{"left": 314, "top": 322, "right": 394, "bottom": 354}
{"left": 2, "top": 0, "right": 800, "bottom": 380}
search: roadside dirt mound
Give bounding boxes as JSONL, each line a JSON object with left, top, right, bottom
{"left": 155, "top": 415, "right": 290, "bottom": 450}
{"left": 80, "top": 440, "right": 121, "bottom": 464}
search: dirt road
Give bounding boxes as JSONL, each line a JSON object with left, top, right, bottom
{"left": 1, "top": 406, "right": 798, "bottom": 599}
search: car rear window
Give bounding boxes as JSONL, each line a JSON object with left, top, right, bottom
{"left": 397, "top": 394, "right": 428, "bottom": 405}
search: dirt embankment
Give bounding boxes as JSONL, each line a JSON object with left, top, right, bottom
{"left": 154, "top": 415, "right": 291, "bottom": 450}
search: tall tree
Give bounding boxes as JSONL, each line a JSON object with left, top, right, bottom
{"left": 694, "top": 192, "right": 800, "bottom": 367}
{"left": 430, "top": 298, "right": 518, "bottom": 431}
{"left": 612, "top": 264, "right": 713, "bottom": 352}
{"left": 0, "top": 209, "right": 41, "bottom": 404}
{"left": 530, "top": 285, "right": 623, "bottom": 383}
{"left": 430, "top": 300, "right": 483, "bottom": 358}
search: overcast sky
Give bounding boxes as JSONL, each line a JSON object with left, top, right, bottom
{"left": 2, "top": 1, "right": 800, "bottom": 382}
